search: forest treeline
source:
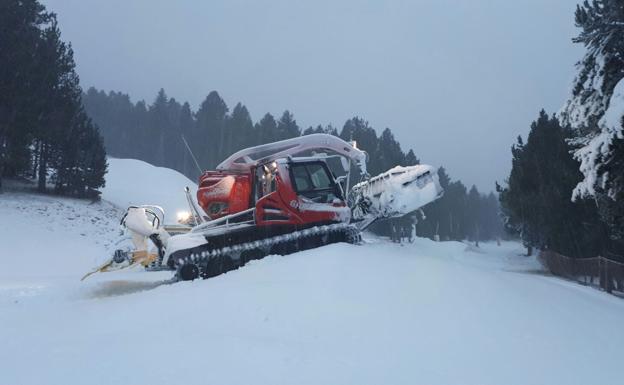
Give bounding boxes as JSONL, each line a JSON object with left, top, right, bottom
{"left": 498, "top": 1, "right": 624, "bottom": 259}
{"left": 0, "top": 0, "right": 107, "bottom": 198}
{"left": 83, "top": 87, "right": 504, "bottom": 242}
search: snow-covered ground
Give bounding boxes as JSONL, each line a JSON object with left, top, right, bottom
{"left": 1, "top": 160, "right": 624, "bottom": 385}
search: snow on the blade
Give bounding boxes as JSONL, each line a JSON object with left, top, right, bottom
{"left": 101, "top": 157, "right": 199, "bottom": 223}
{"left": 352, "top": 164, "right": 442, "bottom": 219}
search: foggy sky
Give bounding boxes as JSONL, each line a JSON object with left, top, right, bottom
{"left": 44, "top": 0, "right": 583, "bottom": 192}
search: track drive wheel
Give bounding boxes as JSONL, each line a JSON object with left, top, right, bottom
{"left": 178, "top": 263, "right": 200, "bottom": 281}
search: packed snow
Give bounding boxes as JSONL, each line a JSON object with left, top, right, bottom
{"left": 1, "top": 159, "right": 624, "bottom": 385}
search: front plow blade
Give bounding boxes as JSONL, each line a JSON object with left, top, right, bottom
{"left": 81, "top": 250, "right": 158, "bottom": 281}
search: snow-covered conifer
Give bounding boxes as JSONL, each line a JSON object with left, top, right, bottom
{"left": 559, "top": 0, "right": 624, "bottom": 200}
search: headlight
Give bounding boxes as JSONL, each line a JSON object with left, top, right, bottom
{"left": 177, "top": 211, "right": 191, "bottom": 223}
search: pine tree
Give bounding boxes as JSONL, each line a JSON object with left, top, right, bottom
{"left": 178, "top": 102, "right": 196, "bottom": 177}
{"left": 499, "top": 110, "right": 607, "bottom": 257}
{"left": 276, "top": 111, "right": 300, "bottom": 140}
{"left": 0, "top": 1, "right": 108, "bottom": 197}
{"left": 256, "top": 113, "right": 278, "bottom": 145}
{"left": 164, "top": 97, "right": 183, "bottom": 170}
{"left": 445, "top": 181, "right": 469, "bottom": 240}
{"left": 0, "top": 0, "right": 53, "bottom": 189}
{"left": 378, "top": 128, "right": 406, "bottom": 171}
{"left": 55, "top": 112, "right": 107, "bottom": 198}
{"left": 466, "top": 185, "right": 482, "bottom": 245}
{"left": 132, "top": 100, "right": 149, "bottom": 159}
{"left": 82, "top": 88, "right": 136, "bottom": 159}
{"left": 81, "top": 117, "right": 107, "bottom": 198}
{"left": 404, "top": 149, "right": 420, "bottom": 166}
{"left": 195, "top": 91, "right": 228, "bottom": 168}
{"left": 227, "top": 103, "right": 254, "bottom": 154}
{"left": 147, "top": 89, "right": 170, "bottom": 167}
{"left": 559, "top": 1, "right": 624, "bottom": 246}
{"left": 32, "top": 17, "right": 85, "bottom": 192}
{"left": 481, "top": 192, "right": 503, "bottom": 241}
{"left": 561, "top": 0, "right": 624, "bottom": 131}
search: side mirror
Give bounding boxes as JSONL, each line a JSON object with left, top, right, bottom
{"left": 340, "top": 157, "right": 350, "bottom": 172}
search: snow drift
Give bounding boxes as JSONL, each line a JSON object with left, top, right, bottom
{"left": 101, "top": 157, "right": 198, "bottom": 223}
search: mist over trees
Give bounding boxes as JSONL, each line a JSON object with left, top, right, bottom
{"left": 83, "top": 87, "right": 504, "bottom": 243}
{"left": 415, "top": 170, "right": 502, "bottom": 243}
{"left": 0, "top": 0, "right": 107, "bottom": 198}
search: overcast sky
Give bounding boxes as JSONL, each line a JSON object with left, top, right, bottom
{"left": 44, "top": 0, "right": 583, "bottom": 191}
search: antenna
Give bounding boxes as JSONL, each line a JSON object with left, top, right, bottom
{"left": 181, "top": 135, "right": 203, "bottom": 175}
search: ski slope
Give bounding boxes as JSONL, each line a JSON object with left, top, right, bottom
{"left": 1, "top": 160, "right": 624, "bottom": 385}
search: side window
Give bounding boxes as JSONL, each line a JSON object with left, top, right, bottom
{"left": 292, "top": 165, "right": 312, "bottom": 191}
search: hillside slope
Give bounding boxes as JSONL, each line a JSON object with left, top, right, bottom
{"left": 1, "top": 160, "right": 623, "bottom": 385}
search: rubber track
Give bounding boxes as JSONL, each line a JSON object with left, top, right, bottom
{"left": 174, "top": 223, "right": 361, "bottom": 279}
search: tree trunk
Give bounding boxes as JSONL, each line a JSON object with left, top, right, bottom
{"left": 449, "top": 212, "right": 453, "bottom": 240}
{"left": 0, "top": 134, "right": 6, "bottom": 192}
{"left": 37, "top": 142, "right": 47, "bottom": 192}
{"left": 0, "top": 157, "right": 4, "bottom": 192}
{"left": 0, "top": 112, "right": 16, "bottom": 192}
{"left": 527, "top": 245, "right": 533, "bottom": 256}
{"left": 32, "top": 140, "right": 40, "bottom": 179}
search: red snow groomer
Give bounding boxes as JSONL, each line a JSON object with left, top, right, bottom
{"left": 83, "top": 134, "right": 443, "bottom": 282}
{"left": 197, "top": 135, "right": 361, "bottom": 226}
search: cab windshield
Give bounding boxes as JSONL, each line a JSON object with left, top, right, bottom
{"left": 291, "top": 162, "right": 342, "bottom": 203}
